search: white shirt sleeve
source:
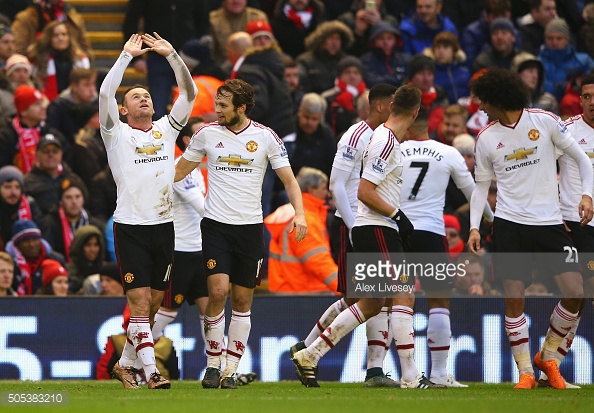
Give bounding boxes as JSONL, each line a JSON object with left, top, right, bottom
{"left": 361, "top": 137, "right": 396, "bottom": 186}
{"left": 99, "top": 51, "right": 131, "bottom": 145}
{"left": 173, "top": 173, "right": 205, "bottom": 216}
{"left": 183, "top": 128, "right": 207, "bottom": 163}
{"left": 267, "top": 130, "right": 291, "bottom": 170}
{"left": 563, "top": 138, "right": 594, "bottom": 197}
{"left": 473, "top": 137, "right": 494, "bottom": 183}
{"left": 470, "top": 179, "right": 490, "bottom": 230}
{"left": 330, "top": 168, "right": 355, "bottom": 229}
{"left": 166, "top": 50, "right": 198, "bottom": 132}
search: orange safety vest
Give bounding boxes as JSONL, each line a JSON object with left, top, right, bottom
{"left": 264, "top": 193, "right": 338, "bottom": 294}
{"left": 172, "top": 75, "right": 224, "bottom": 118}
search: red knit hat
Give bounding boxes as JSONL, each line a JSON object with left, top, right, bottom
{"left": 245, "top": 20, "right": 273, "bottom": 40}
{"left": 14, "top": 85, "right": 45, "bottom": 113}
{"left": 41, "top": 259, "right": 68, "bottom": 287}
{"left": 443, "top": 214, "right": 461, "bottom": 232}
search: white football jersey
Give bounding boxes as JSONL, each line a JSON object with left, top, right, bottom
{"left": 559, "top": 114, "right": 594, "bottom": 226}
{"left": 330, "top": 121, "right": 373, "bottom": 218}
{"left": 474, "top": 109, "right": 574, "bottom": 225}
{"left": 400, "top": 139, "right": 474, "bottom": 235}
{"left": 101, "top": 116, "right": 180, "bottom": 225}
{"left": 353, "top": 124, "right": 402, "bottom": 230}
{"left": 173, "top": 163, "right": 206, "bottom": 251}
{"left": 183, "top": 120, "right": 290, "bottom": 224}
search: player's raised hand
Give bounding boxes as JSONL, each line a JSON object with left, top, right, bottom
{"left": 289, "top": 214, "right": 308, "bottom": 242}
{"left": 467, "top": 228, "right": 481, "bottom": 254}
{"left": 123, "top": 34, "right": 150, "bottom": 57}
{"left": 579, "top": 194, "right": 594, "bottom": 226}
{"left": 141, "top": 32, "right": 174, "bottom": 57}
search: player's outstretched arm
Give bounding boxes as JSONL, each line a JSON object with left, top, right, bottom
{"left": 468, "top": 179, "right": 490, "bottom": 253}
{"left": 142, "top": 32, "right": 197, "bottom": 126}
{"left": 329, "top": 168, "right": 356, "bottom": 230}
{"left": 99, "top": 34, "right": 149, "bottom": 131}
{"left": 276, "top": 166, "right": 308, "bottom": 242}
{"left": 562, "top": 139, "right": 594, "bottom": 225}
{"left": 174, "top": 157, "right": 200, "bottom": 182}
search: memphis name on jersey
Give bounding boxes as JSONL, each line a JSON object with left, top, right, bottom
{"left": 401, "top": 145, "right": 444, "bottom": 161}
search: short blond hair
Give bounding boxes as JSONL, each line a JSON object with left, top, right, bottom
{"left": 0, "top": 251, "right": 14, "bottom": 266}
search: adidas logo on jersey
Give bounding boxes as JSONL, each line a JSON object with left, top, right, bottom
{"left": 215, "top": 142, "right": 224, "bottom": 148}
{"left": 496, "top": 142, "right": 504, "bottom": 149}
{"left": 579, "top": 138, "right": 587, "bottom": 145}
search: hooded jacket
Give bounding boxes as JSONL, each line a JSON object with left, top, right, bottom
{"left": 510, "top": 54, "right": 559, "bottom": 115}
{"left": 64, "top": 224, "right": 105, "bottom": 289}
{"left": 296, "top": 21, "right": 354, "bottom": 94}
{"left": 235, "top": 45, "right": 296, "bottom": 139}
{"left": 265, "top": 193, "right": 338, "bottom": 293}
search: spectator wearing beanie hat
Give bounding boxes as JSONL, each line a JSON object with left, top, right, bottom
{"left": 0, "top": 84, "right": 70, "bottom": 173}
{"left": 321, "top": 55, "right": 367, "bottom": 136}
{"left": 173, "top": 38, "right": 225, "bottom": 122}
{"left": 539, "top": 18, "right": 594, "bottom": 102}
{"left": 45, "top": 175, "right": 104, "bottom": 263}
{"left": 444, "top": 214, "right": 465, "bottom": 259}
{"left": 407, "top": 54, "right": 449, "bottom": 134}
{"left": 5, "top": 54, "right": 32, "bottom": 86}
{"left": 6, "top": 219, "right": 66, "bottom": 295}
{"left": 98, "top": 262, "right": 123, "bottom": 296}
{"left": 360, "top": 21, "right": 410, "bottom": 88}
{"left": 473, "top": 17, "right": 530, "bottom": 74}
{"left": 37, "top": 258, "right": 69, "bottom": 296}
{"left": 0, "top": 165, "right": 48, "bottom": 251}
{"left": 245, "top": 20, "right": 276, "bottom": 48}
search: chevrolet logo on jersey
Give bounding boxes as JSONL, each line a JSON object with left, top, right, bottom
{"left": 217, "top": 154, "right": 254, "bottom": 166}
{"left": 137, "top": 144, "right": 163, "bottom": 155}
{"left": 504, "top": 147, "right": 537, "bottom": 161}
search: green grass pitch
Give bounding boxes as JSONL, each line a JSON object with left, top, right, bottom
{"left": 1, "top": 380, "right": 594, "bottom": 412}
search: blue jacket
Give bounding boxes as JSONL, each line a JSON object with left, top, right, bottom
{"left": 461, "top": 15, "right": 522, "bottom": 69}
{"left": 539, "top": 45, "right": 594, "bottom": 101}
{"left": 360, "top": 47, "right": 411, "bottom": 88}
{"left": 400, "top": 14, "right": 458, "bottom": 55}
{"left": 424, "top": 48, "right": 471, "bottom": 104}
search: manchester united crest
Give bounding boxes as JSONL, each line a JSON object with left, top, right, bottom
{"left": 207, "top": 259, "right": 216, "bottom": 269}
{"left": 528, "top": 129, "right": 540, "bottom": 141}
{"left": 588, "top": 261, "right": 594, "bottom": 271}
{"left": 399, "top": 273, "right": 409, "bottom": 284}
{"left": 124, "top": 273, "right": 134, "bottom": 283}
{"left": 246, "top": 140, "right": 258, "bottom": 152}
{"left": 152, "top": 130, "right": 163, "bottom": 140}
{"left": 175, "top": 294, "right": 184, "bottom": 304}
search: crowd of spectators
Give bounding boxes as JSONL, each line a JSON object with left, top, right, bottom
{"left": 1, "top": 0, "right": 586, "bottom": 298}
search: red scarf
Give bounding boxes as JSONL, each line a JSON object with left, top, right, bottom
{"left": 18, "top": 195, "right": 33, "bottom": 220}
{"left": 334, "top": 78, "right": 366, "bottom": 112}
{"left": 14, "top": 242, "right": 46, "bottom": 295}
{"left": 43, "top": 55, "right": 89, "bottom": 101}
{"left": 284, "top": 4, "right": 314, "bottom": 29}
{"left": 448, "top": 239, "right": 465, "bottom": 259}
{"left": 12, "top": 116, "right": 40, "bottom": 173}
{"left": 421, "top": 86, "right": 438, "bottom": 108}
{"left": 58, "top": 206, "right": 89, "bottom": 262}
